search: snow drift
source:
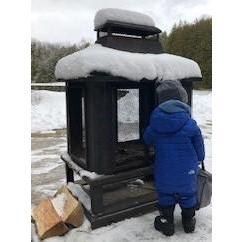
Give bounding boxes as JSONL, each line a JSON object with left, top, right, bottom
{"left": 31, "top": 90, "right": 66, "bottom": 133}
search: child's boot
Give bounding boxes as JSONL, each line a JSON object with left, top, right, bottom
{"left": 181, "top": 207, "right": 196, "bottom": 233}
{"left": 154, "top": 205, "right": 175, "bottom": 236}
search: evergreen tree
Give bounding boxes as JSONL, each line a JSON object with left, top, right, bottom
{"left": 159, "top": 31, "right": 168, "bottom": 51}
{"left": 164, "top": 18, "right": 212, "bottom": 89}
{"left": 31, "top": 40, "right": 90, "bottom": 83}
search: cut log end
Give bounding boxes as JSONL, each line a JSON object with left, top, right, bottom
{"left": 32, "top": 186, "right": 84, "bottom": 240}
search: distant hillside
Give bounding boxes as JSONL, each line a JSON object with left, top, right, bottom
{"left": 160, "top": 18, "right": 212, "bottom": 89}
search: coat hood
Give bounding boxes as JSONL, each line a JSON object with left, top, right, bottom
{"left": 150, "top": 100, "right": 191, "bottom": 134}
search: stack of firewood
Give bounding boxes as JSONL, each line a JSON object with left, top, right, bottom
{"left": 32, "top": 186, "right": 84, "bottom": 240}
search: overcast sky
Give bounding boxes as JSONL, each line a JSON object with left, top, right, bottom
{"left": 31, "top": 0, "right": 212, "bottom": 44}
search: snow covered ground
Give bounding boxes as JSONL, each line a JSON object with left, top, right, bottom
{"left": 31, "top": 91, "right": 66, "bottom": 133}
{"left": 31, "top": 90, "right": 212, "bottom": 242}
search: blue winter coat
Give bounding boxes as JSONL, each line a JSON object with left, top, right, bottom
{"left": 143, "top": 100, "right": 205, "bottom": 194}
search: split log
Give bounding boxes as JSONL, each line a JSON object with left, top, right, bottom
{"left": 32, "top": 199, "right": 69, "bottom": 240}
{"left": 54, "top": 186, "right": 84, "bottom": 228}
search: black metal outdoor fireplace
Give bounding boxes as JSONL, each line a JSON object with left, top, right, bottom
{"left": 56, "top": 10, "right": 202, "bottom": 229}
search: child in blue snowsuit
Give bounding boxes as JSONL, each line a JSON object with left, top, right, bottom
{"left": 143, "top": 80, "right": 205, "bottom": 236}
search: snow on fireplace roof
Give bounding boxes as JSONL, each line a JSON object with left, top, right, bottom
{"left": 94, "top": 8, "right": 156, "bottom": 29}
{"left": 55, "top": 44, "right": 202, "bottom": 82}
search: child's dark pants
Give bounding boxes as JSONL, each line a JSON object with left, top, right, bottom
{"left": 158, "top": 192, "right": 197, "bottom": 208}
{"left": 154, "top": 192, "right": 197, "bottom": 235}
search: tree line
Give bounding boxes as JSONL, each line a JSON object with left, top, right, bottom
{"left": 160, "top": 17, "right": 212, "bottom": 89}
{"left": 31, "top": 40, "right": 90, "bottom": 83}
{"left": 31, "top": 17, "right": 211, "bottom": 89}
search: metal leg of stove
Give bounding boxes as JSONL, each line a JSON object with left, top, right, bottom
{"left": 90, "top": 185, "right": 104, "bottom": 214}
{"left": 65, "top": 164, "right": 74, "bottom": 183}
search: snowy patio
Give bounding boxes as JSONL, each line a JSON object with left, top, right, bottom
{"left": 31, "top": 89, "right": 211, "bottom": 242}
